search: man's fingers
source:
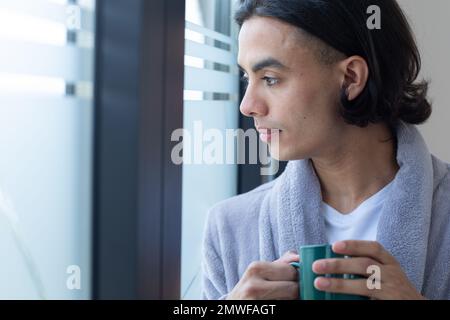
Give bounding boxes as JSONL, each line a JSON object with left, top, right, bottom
{"left": 275, "top": 250, "right": 299, "bottom": 264}
{"left": 312, "top": 257, "right": 382, "bottom": 277}
{"left": 262, "top": 280, "right": 299, "bottom": 300}
{"left": 245, "top": 260, "right": 298, "bottom": 282}
{"left": 332, "top": 240, "right": 398, "bottom": 265}
{"left": 314, "top": 277, "right": 375, "bottom": 299}
{"left": 247, "top": 280, "right": 299, "bottom": 300}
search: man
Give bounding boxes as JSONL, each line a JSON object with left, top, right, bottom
{"left": 201, "top": 0, "right": 450, "bottom": 300}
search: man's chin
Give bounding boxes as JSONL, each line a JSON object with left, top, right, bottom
{"left": 268, "top": 144, "right": 287, "bottom": 161}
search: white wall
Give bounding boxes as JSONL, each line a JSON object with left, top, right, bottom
{"left": 398, "top": 0, "right": 450, "bottom": 162}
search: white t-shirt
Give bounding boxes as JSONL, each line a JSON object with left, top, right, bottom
{"left": 322, "top": 180, "right": 394, "bottom": 244}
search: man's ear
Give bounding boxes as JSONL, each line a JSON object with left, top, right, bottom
{"left": 339, "top": 56, "right": 369, "bottom": 101}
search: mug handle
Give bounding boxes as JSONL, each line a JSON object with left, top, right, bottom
{"left": 290, "top": 262, "right": 302, "bottom": 299}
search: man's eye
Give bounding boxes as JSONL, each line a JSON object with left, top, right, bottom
{"left": 240, "top": 75, "right": 278, "bottom": 89}
{"left": 263, "top": 76, "right": 278, "bottom": 87}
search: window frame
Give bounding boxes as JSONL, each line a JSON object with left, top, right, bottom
{"left": 92, "top": 0, "right": 185, "bottom": 299}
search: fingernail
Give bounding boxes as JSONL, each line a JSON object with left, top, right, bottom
{"left": 313, "top": 260, "right": 326, "bottom": 273}
{"left": 315, "top": 277, "right": 331, "bottom": 289}
{"left": 334, "top": 241, "right": 346, "bottom": 251}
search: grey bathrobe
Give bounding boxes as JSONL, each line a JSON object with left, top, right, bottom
{"left": 201, "top": 122, "right": 450, "bottom": 300}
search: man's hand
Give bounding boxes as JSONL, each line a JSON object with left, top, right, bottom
{"left": 312, "top": 240, "right": 426, "bottom": 300}
{"left": 227, "top": 251, "right": 299, "bottom": 300}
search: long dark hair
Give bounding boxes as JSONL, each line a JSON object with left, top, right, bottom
{"left": 235, "top": 0, "right": 432, "bottom": 128}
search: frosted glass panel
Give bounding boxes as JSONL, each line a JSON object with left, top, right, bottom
{"left": 182, "top": 0, "right": 239, "bottom": 299}
{"left": 0, "top": 0, "right": 95, "bottom": 299}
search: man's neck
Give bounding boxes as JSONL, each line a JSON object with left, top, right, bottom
{"left": 311, "top": 123, "right": 399, "bottom": 215}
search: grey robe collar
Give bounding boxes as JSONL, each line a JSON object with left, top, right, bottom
{"left": 261, "top": 122, "right": 433, "bottom": 292}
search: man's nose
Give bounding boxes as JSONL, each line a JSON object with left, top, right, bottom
{"left": 239, "top": 89, "right": 269, "bottom": 118}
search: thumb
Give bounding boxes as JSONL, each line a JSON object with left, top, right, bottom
{"left": 275, "top": 250, "right": 299, "bottom": 264}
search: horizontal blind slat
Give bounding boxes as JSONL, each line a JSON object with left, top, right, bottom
{"left": 0, "top": 96, "right": 92, "bottom": 109}
{"left": 185, "top": 21, "right": 233, "bottom": 45}
{"left": 0, "top": 40, "right": 94, "bottom": 81}
{"left": 183, "top": 101, "right": 236, "bottom": 109}
{"left": 184, "top": 66, "right": 238, "bottom": 94}
{"left": 0, "top": 0, "right": 95, "bottom": 31}
{"left": 185, "top": 40, "right": 235, "bottom": 66}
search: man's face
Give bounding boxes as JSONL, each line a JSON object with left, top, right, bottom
{"left": 238, "top": 16, "right": 346, "bottom": 161}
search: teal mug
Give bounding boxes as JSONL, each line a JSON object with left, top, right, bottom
{"left": 290, "top": 244, "right": 368, "bottom": 300}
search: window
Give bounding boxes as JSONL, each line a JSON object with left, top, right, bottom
{"left": 0, "top": 0, "right": 95, "bottom": 299}
{"left": 181, "top": 0, "right": 240, "bottom": 299}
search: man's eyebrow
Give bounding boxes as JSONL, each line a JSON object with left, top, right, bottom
{"left": 238, "top": 58, "right": 288, "bottom": 73}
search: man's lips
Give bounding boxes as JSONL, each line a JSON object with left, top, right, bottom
{"left": 256, "top": 128, "right": 282, "bottom": 143}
